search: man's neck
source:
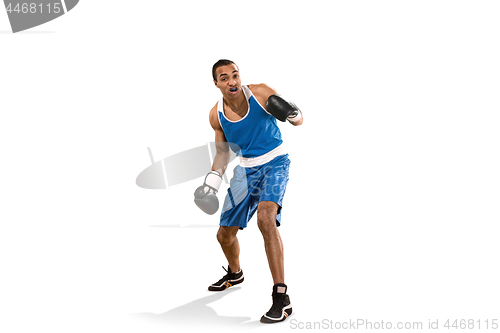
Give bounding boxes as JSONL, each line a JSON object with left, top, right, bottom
{"left": 223, "top": 93, "right": 247, "bottom": 112}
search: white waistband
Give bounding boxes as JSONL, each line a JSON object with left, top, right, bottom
{"left": 238, "top": 144, "right": 287, "bottom": 168}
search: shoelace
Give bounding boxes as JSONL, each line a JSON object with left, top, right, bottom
{"left": 268, "top": 293, "right": 286, "bottom": 315}
{"left": 214, "top": 266, "right": 231, "bottom": 285}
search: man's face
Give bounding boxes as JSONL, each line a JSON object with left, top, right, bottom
{"left": 214, "top": 64, "right": 242, "bottom": 99}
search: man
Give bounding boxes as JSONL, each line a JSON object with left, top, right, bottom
{"left": 194, "top": 59, "right": 303, "bottom": 323}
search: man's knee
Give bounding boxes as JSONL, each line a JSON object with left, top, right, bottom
{"left": 217, "top": 227, "right": 237, "bottom": 246}
{"left": 257, "top": 204, "right": 278, "bottom": 235}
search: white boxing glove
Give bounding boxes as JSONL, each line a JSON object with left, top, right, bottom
{"left": 194, "top": 171, "right": 222, "bottom": 215}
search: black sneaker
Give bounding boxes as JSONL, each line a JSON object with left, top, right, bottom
{"left": 260, "top": 283, "right": 293, "bottom": 323}
{"left": 208, "top": 266, "right": 244, "bottom": 291}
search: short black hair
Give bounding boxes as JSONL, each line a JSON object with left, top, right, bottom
{"left": 212, "top": 59, "right": 236, "bottom": 81}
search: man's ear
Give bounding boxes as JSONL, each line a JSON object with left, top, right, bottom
{"left": 213, "top": 79, "right": 218, "bottom": 87}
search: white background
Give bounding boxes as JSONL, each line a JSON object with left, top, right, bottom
{"left": 1, "top": 1, "right": 499, "bottom": 332}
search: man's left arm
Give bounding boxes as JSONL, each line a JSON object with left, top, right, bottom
{"left": 251, "top": 83, "right": 304, "bottom": 126}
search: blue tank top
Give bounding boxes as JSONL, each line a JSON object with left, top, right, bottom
{"left": 217, "top": 85, "right": 283, "bottom": 158}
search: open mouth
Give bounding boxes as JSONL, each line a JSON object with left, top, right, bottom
{"left": 229, "top": 87, "right": 238, "bottom": 93}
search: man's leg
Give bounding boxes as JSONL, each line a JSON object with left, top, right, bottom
{"left": 209, "top": 225, "right": 244, "bottom": 291}
{"left": 216, "top": 226, "right": 241, "bottom": 273}
{"left": 257, "top": 201, "right": 284, "bottom": 284}
{"left": 257, "top": 200, "right": 292, "bottom": 323}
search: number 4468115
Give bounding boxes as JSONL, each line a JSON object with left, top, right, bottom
{"left": 443, "top": 319, "right": 498, "bottom": 330}
{"left": 6, "top": 3, "right": 62, "bottom": 14}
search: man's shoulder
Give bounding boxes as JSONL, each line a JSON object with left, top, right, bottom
{"left": 248, "top": 83, "right": 277, "bottom": 95}
{"left": 248, "top": 83, "right": 278, "bottom": 107}
{"left": 209, "top": 103, "right": 221, "bottom": 130}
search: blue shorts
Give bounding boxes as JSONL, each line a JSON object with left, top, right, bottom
{"left": 220, "top": 154, "right": 291, "bottom": 229}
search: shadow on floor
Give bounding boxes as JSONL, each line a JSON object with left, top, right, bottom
{"left": 149, "top": 224, "right": 218, "bottom": 228}
{"left": 132, "top": 287, "right": 264, "bottom": 329}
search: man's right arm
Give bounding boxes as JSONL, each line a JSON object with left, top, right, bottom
{"left": 193, "top": 104, "right": 229, "bottom": 215}
{"left": 209, "top": 104, "right": 230, "bottom": 176}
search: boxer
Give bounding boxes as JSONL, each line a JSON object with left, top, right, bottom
{"left": 195, "top": 59, "right": 303, "bottom": 323}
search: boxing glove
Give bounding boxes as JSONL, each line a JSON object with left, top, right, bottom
{"left": 266, "top": 94, "right": 302, "bottom": 123}
{"left": 194, "top": 171, "right": 222, "bottom": 215}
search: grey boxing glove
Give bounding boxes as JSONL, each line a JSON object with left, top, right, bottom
{"left": 194, "top": 171, "right": 222, "bottom": 215}
{"left": 266, "top": 94, "right": 302, "bottom": 123}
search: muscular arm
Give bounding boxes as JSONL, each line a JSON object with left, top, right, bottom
{"left": 249, "top": 83, "right": 304, "bottom": 126}
{"left": 209, "top": 104, "right": 231, "bottom": 176}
